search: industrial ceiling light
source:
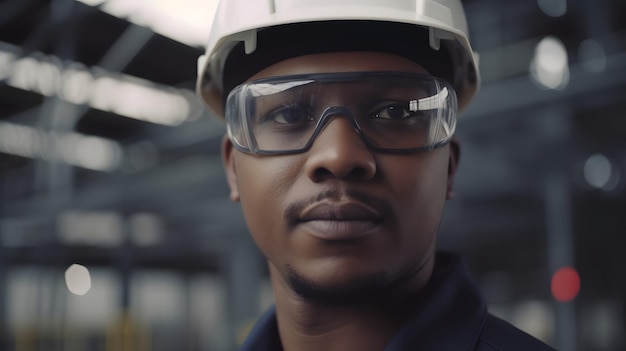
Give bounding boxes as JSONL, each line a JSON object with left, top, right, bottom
{"left": 65, "top": 264, "right": 92, "bottom": 296}
{"left": 537, "top": 0, "right": 567, "bottom": 17}
{"left": 530, "top": 36, "right": 570, "bottom": 90}
{"left": 584, "top": 153, "right": 620, "bottom": 192}
{"left": 75, "top": 0, "right": 219, "bottom": 47}
{"left": 578, "top": 39, "right": 607, "bottom": 73}
{"left": 1, "top": 44, "right": 194, "bottom": 127}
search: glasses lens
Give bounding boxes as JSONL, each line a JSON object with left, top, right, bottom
{"left": 225, "top": 72, "right": 457, "bottom": 154}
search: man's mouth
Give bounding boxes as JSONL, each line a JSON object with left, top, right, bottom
{"left": 289, "top": 192, "right": 391, "bottom": 241}
{"left": 298, "top": 201, "right": 383, "bottom": 222}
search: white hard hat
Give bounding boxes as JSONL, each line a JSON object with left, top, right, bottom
{"left": 197, "top": 0, "right": 480, "bottom": 119}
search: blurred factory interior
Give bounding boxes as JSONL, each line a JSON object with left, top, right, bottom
{"left": 0, "top": 0, "right": 625, "bottom": 350}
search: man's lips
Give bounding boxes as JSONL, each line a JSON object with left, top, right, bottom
{"left": 298, "top": 201, "right": 383, "bottom": 222}
{"left": 294, "top": 200, "right": 385, "bottom": 241}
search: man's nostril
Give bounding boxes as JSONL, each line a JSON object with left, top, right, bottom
{"left": 312, "top": 168, "right": 332, "bottom": 181}
{"left": 350, "top": 167, "right": 370, "bottom": 179}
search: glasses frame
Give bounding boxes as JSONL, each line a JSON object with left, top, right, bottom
{"left": 225, "top": 71, "right": 458, "bottom": 155}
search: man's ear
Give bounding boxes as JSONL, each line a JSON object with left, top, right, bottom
{"left": 446, "top": 138, "right": 460, "bottom": 200}
{"left": 221, "top": 135, "right": 240, "bottom": 202}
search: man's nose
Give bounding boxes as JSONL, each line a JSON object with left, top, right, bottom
{"left": 304, "top": 115, "right": 377, "bottom": 182}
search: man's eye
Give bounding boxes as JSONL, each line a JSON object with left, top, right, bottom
{"left": 372, "top": 103, "right": 412, "bottom": 120}
{"left": 265, "top": 105, "right": 313, "bottom": 124}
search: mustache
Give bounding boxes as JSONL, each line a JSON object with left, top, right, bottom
{"left": 284, "top": 188, "right": 395, "bottom": 225}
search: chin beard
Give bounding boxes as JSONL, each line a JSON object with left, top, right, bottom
{"left": 286, "top": 265, "right": 388, "bottom": 306}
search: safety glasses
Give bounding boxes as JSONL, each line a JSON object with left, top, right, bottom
{"left": 225, "top": 72, "right": 457, "bottom": 155}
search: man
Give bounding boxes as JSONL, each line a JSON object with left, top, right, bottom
{"left": 197, "top": 1, "right": 556, "bottom": 350}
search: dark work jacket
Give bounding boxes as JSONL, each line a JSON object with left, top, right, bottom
{"left": 239, "top": 252, "right": 557, "bottom": 351}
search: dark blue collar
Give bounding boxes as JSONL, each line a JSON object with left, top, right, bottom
{"left": 240, "top": 252, "right": 487, "bottom": 351}
{"left": 239, "top": 305, "right": 283, "bottom": 351}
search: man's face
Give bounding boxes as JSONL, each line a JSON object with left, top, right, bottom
{"left": 222, "top": 52, "right": 459, "bottom": 303}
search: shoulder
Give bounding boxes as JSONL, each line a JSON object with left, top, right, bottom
{"left": 475, "top": 314, "right": 557, "bottom": 351}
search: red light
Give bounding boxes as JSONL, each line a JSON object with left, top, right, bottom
{"left": 551, "top": 266, "right": 580, "bottom": 302}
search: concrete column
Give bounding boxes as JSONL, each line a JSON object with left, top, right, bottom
{"left": 541, "top": 107, "right": 578, "bottom": 350}
{"left": 545, "top": 173, "right": 578, "bottom": 351}
{"left": 226, "top": 223, "right": 263, "bottom": 349}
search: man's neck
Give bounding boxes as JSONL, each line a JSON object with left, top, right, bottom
{"left": 268, "top": 265, "right": 431, "bottom": 351}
